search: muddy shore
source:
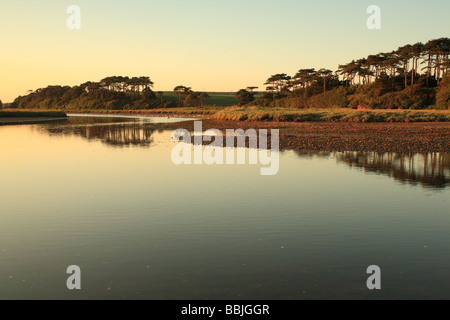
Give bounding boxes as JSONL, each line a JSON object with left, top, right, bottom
{"left": 2, "top": 113, "right": 449, "bottom": 153}
{"left": 152, "top": 119, "right": 450, "bottom": 153}
{"left": 0, "top": 117, "right": 68, "bottom": 125}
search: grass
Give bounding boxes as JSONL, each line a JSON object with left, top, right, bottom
{"left": 0, "top": 110, "right": 67, "bottom": 118}
{"left": 213, "top": 106, "right": 450, "bottom": 122}
{"left": 5, "top": 104, "right": 450, "bottom": 123}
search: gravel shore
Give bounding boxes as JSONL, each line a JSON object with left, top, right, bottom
{"left": 155, "top": 119, "right": 450, "bottom": 153}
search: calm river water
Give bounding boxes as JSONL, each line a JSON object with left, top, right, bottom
{"left": 0, "top": 116, "right": 449, "bottom": 299}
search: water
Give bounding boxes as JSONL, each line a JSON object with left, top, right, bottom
{"left": 0, "top": 116, "right": 449, "bottom": 300}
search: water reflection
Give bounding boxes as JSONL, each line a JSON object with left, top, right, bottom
{"left": 37, "top": 117, "right": 158, "bottom": 147}
{"left": 1, "top": 117, "right": 450, "bottom": 299}
{"left": 297, "top": 151, "right": 450, "bottom": 189}
{"left": 34, "top": 117, "right": 450, "bottom": 188}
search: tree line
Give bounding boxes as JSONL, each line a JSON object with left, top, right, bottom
{"left": 338, "top": 38, "right": 450, "bottom": 88}
{"left": 10, "top": 76, "right": 213, "bottom": 110}
{"left": 173, "top": 85, "right": 210, "bottom": 107}
{"left": 235, "top": 37, "right": 450, "bottom": 109}
{"left": 7, "top": 37, "right": 450, "bottom": 110}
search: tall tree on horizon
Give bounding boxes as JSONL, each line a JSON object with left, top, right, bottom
{"left": 197, "top": 92, "right": 210, "bottom": 107}
{"left": 410, "top": 42, "right": 424, "bottom": 85}
{"left": 264, "top": 74, "right": 291, "bottom": 94}
{"left": 317, "top": 68, "right": 333, "bottom": 93}
{"left": 174, "top": 85, "right": 189, "bottom": 103}
{"left": 292, "top": 69, "right": 317, "bottom": 97}
{"left": 397, "top": 44, "right": 413, "bottom": 88}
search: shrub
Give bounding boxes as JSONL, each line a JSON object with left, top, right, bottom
{"left": 436, "top": 76, "right": 450, "bottom": 110}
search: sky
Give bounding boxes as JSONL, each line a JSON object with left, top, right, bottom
{"left": 0, "top": 0, "right": 449, "bottom": 102}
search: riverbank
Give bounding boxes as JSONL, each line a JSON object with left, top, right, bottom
{"left": 76, "top": 108, "right": 450, "bottom": 152}
{"left": 153, "top": 119, "right": 450, "bottom": 153}
{"left": 2, "top": 109, "right": 449, "bottom": 152}
{"left": 213, "top": 107, "right": 450, "bottom": 122}
{"left": 0, "top": 111, "right": 68, "bottom": 125}
{"left": 0, "top": 117, "right": 68, "bottom": 125}
{"left": 7, "top": 107, "right": 450, "bottom": 123}
{"left": 67, "top": 111, "right": 210, "bottom": 119}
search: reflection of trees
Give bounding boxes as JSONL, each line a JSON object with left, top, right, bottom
{"left": 337, "top": 152, "right": 450, "bottom": 189}
{"left": 296, "top": 151, "right": 450, "bottom": 189}
{"left": 295, "top": 150, "right": 333, "bottom": 158}
{"left": 39, "top": 118, "right": 156, "bottom": 147}
{"left": 82, "top": 124, "right": 155, "bottom": 147}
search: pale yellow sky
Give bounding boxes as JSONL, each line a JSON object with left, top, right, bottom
{"left": 1, "top": 0, "right": 448, "bottom": 102}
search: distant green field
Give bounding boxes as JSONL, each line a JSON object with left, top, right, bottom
{"left": 161, "top": 92, "right": 241, "bottom": 107}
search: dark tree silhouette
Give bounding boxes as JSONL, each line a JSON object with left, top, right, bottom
{"left": 235, "top": 89, "right": 255, "bottom": 106}
{"left": 197, "top": 92, "right": 210, "bottom": 107}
